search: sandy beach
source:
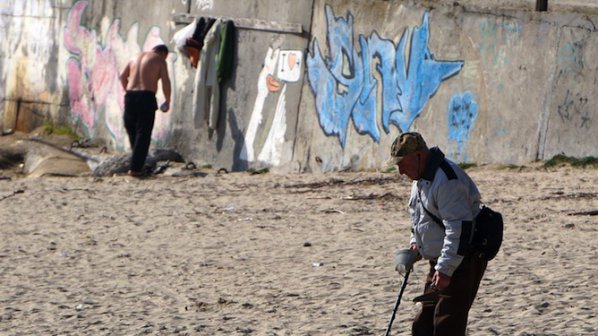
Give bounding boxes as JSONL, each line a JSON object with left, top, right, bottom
{"left": 0, "top": 164, "right": 596, "bottom": 335}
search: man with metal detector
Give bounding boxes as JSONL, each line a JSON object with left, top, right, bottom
{"left": 388, "top": 132, "right": 488, "bottom": 336}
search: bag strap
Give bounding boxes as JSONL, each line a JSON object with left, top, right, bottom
{"left": 418, "top": 158, "right": 458, "bottom": 231}
{"left": 417, "top": 161, "right": 484, "bottom": 256}
{"left": 418, "top": 189, "right": 445, "bottom": 231}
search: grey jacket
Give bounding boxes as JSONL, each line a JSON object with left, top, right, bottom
{"left": 408, "top": 147, "right": 481, "bottom": 277}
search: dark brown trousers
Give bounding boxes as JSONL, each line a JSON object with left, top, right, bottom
{"left": 412, "top": 255, "right": 487, "bottom": 336}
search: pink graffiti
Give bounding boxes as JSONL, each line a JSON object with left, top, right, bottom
{"left": 64, "top": 1, "right": 93, "bottom": 56}
{"left": 66, "top": 59, "right": 93, "bottom": 130}
{"left": 91, "top": 47, "right": 118, "bottom": 107}
{"left": 64, "top": 0, "right": 172, "bottom": 147}
{"left": 143, "top": 27, "right": 162, "bottom": 52}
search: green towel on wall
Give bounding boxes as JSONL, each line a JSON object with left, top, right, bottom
{"left": 217, "top": 20, "right": 236, "bottom": 84}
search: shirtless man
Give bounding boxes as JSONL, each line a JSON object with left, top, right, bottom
{"left": 119, "top": 44, "right": 171, "bottom": 176}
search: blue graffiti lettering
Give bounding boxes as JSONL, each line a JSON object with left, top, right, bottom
{"left": 448, "top": 91, "right": 478, "bottom": 161}
{"left": 307, "top": 5, "right": 464, "bottom": 147}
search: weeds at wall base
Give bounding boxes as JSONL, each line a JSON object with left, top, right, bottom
{"left": 544, "top": 154, "right": 598, "bottom": 168}
{"left": 41, "top": 122, "right": 81, "bottom": 141}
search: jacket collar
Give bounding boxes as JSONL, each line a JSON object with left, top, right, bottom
{"left": 421, "top": 147, "right": 445, "bottom": 182}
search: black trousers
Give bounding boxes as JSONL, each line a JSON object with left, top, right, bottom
{"left": 412, "top": 255, "right": 487, "bottom": 336}
{"left": 123, "top": 91, "right": 157, "bottom": 173}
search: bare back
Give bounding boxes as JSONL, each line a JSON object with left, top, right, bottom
{"left": 125, "top": 51, "right": 165, "bottom": 93}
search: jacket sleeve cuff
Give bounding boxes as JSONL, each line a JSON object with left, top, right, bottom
{"left": 435, "top": 255, "right": 463, "bottom": 277}
{"left": 435, "top": 264, "right": 456, "bottom": 277}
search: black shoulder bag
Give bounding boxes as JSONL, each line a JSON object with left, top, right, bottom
{"left": 420, "top": 201, "right": 503, "bottom": 261}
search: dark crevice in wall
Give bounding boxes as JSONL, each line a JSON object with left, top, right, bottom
{"left": 3, "top": 98, "right": 58, "bottom": 105}
{"left": 561, "top": 23, "right": 598, "bottom": 33}
{"left": 0, "top": 15, "right": 55, "bottom": 19}
{"left": 582, "top": 16, "right": 598, "bottom": 30}
{"left": 536, "top": 25, "right": 563, "bottom": 161}
{"left": 111, "top": 1, "right": 118, "bottom": 19}
{"left": 98, "top": 1, "right": 106, "bottom": 22}
{"left": 290, "top": 0, "right": 316, "bottom": 167}
{"left": 459, "top": 7, "right": 598, "bottom": 32}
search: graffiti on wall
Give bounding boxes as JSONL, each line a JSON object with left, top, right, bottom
{"left": 64, "top": 0, "right": 173, "bottom": 149}
{"left": 241, "top": 47, "right": 303, "bottom": 165}
{"left": 557, "top": 41, "right": 584, "bottom": 75}
{"left": 448, "top": 91, "right": 478, "bottom": 162}
{"left": 558, "top": 89, "right": 591, "bottom": 130}
{"left": 196, "top": 0, "right": 214, "bottom": 11}
{"left": 479, "top": 18, "right": 522, "bottom": 66}
{"left": 307, "top": 5, "right": 464, "bottom": 147}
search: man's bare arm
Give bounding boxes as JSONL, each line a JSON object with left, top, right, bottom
{"left": 160, "top": 60, "right": 171, "bottom": 109}
{"left": 119, "top": 63, "right": 131, "bottom": 90}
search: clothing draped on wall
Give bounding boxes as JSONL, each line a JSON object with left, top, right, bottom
{"left": 184, "top": 17, "right": 216, "bottom": 68}
{"left": 178, "top": 17, "right": 236, "bottom": 132}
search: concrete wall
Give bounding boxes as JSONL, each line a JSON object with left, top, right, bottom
{"left": 0, "top": 0, "right": 66, "bottom": 133}
{"left": 0, "top": 0, "right": 183, "bottom": 150}
{"left": 171, "top": 0, "right": 314, "bottom": 171}
{"left": 299, "top": 0, "right": 598, "bottom": 172}
{"left": 1, "top": 0, "right": 597, "bottom": 172}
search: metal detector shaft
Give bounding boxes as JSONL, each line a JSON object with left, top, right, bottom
{"left": 384, "top": 268, "right": 411, "bottom": 336}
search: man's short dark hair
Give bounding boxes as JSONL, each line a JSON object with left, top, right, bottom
{"left": 152, "top": 44, "right": 169, "bottom": 54}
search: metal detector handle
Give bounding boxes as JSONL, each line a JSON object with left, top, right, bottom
{"left": 384, "top": 268, "right": 411, "bottom": 336}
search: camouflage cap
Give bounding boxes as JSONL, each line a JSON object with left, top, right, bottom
{"left": 390, "top": 132, "right": 427, "bottom": 162}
